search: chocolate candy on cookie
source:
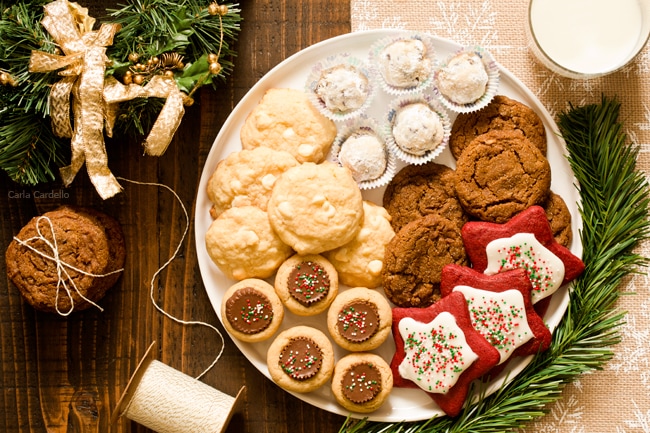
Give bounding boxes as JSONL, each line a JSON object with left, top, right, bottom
{"left": 331, "top": 353, "right": 393, "bottom": 413}
{"left": 390, "top": 291, "right": 500, "bottom": 417}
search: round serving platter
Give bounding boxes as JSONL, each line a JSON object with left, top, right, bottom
{"left": 195, "top": 29, "right": 582, "bottom": 422}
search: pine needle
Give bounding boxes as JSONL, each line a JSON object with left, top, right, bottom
{"left": 339, "top": 96, "right": 650, "bottom": 433}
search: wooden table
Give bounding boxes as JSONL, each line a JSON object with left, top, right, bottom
{"left": 0, "top": 1, "right": 351, "bottom": 431}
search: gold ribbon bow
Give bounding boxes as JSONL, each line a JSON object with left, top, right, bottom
{"left": 29, "top": 0, "right": 121, "bottom": 199}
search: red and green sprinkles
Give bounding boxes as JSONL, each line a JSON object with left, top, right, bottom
{"left": 288, "top": 260, "right": 330, "bottom": 306}
{"left": 398, "top": 313, "right": 478, "bottom": 394}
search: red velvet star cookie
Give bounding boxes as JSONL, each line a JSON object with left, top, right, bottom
{"left": 390, "top": 291, "right": 500, "bottom": 417}
{"left": 461, "top": 205, "right": 584, "bottom": 304}
{"left": 440, "top": 264, "right": 552, "bottom": 361}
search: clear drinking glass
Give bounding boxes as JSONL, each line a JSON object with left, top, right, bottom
{"left": 526, "top": 0, "right": 650, "bottom": 79}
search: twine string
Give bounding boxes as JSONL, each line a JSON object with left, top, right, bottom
{"left": 117, "top": 177, "right": 225, "bottom": 380}
{"left": 12, "top": 215, "right": 124, "bottom": 316}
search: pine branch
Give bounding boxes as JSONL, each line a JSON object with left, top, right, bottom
{"left": 340, "top": 96, "right": 650, "bottom": 433}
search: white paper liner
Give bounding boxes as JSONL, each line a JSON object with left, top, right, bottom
{"left": 305, "top": 53, "right": 375, "bottom": 122}
{"left": 433, "top": 45, "right": 500, "bottom": 114}
{"left": 384, "top": 92, "right": 451, "bottom": 165}
{"left": 368, "top": 32, "right": 437, "bottom": 97}
{"left": 328, "top": 116, "right": 397, "bottom": 190}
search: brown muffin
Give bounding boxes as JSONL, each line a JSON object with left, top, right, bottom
{"left": 5, "top": 206, "right": 125, "bottom": 314}
{"left": 382, "top": 214, "right": 468, "bottom": 308}
{"left": 382, "top": 162, "right": 468, "bottom": 233}
{"left": 449, "top": 94, "right": 547, "bottom": 159}
{"left": 455, "top": 129, "right": 551, "bottom": 223}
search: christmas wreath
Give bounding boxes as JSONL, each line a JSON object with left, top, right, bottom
{"left": 0, "top": 0, "right": 241, "bottom": 198}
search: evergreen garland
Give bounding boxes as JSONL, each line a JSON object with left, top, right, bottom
{"left": 0, "top": 0, "right": 241, "bottom": 185}
{"left": 338, "top": 96, "right": 650, "bottom": 433}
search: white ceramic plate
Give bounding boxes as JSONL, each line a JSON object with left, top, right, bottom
{"left": 195, "top": 29, "right": 582, "bottom": 422}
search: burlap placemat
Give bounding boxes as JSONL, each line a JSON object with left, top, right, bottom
{"left": 351, "top": 1, "right": 650, "bottom": 431}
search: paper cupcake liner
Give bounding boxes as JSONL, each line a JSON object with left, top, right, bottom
{"left": 433, "top": 45, "right": 500, "bottom": 114}
{"left": 328, "top": 115, "right": 397, "bottom": 190}
{"left": 384, "top": 91, "right": 451, "bottom": 165}
{"left": 368, "top": 32, "right": 437, "bottom": 97}
{"left": 305, "top": 53, "right": 375, "bottom": 122}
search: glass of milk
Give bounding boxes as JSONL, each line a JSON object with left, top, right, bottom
{"left": 526, "top": 0, "right": 650, "bottom": 78}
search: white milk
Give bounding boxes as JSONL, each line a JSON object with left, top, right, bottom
{"left": 530, "top": 0, "right": 646, "bottom": 75}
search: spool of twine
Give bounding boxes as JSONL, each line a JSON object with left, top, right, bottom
{"left": 112, "top": 342, "right": 245, "bottom": 433}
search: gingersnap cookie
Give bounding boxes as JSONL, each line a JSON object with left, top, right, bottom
{"left": 206, "top": 146, "right": 299, "bottom": 219}
{"left": 382, "top": 162, "right": 468, "bottom": 233}
{"left": 382, "top": 213, "right": 468, "bottom": 308}
{"left": 274, "top": 254, "right": 338, "bottom": 316}
{"left": 220, "top": 279, "right": 284, "bottom": 343}
{"left": 331, "top": 353, "right": 393, "bottom": 413}
{"left": 326, "top": 287, "right": 392, "bottom": 352}
{"left": 267, "top": 161, "right": 364, "bottom": 255}
{"left": 205, "top": 205, "right": 293, "bottom": 280}
{"left": 240, "top": 88, "right": 337, "bottom": 163}
{"left": 266, "top": 325, "right": 335, "bottom": 393}
{"left": 6, "top": 206, "right": 125, "bottom": 314}
{"left": 455, "top": 129, "right": 551, "bottom": 223}
{"left": 541, "top": 191, "right": 573, "bottom": 247}
{"left": 449, "top": 94, "right": 547, "bottom": 159}
{"left": 323, "top": 201, "right": 395, "bottom": 289}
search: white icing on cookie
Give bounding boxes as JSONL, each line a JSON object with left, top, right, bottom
{"left": 398, "top": 312, "right": 478, "bottom": 394}
{"left": 452, "top": 285, "right": 534, "bottom": 364}
{"left": 484, "top": 232, "right": 565, "bottom": 303}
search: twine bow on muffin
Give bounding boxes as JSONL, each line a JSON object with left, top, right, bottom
{"left": 12, "top": 216, "right": 124, "bottom": 316}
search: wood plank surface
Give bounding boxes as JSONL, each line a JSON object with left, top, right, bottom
{"left": 0, "top": 1, "right": 351, "bottom": 431}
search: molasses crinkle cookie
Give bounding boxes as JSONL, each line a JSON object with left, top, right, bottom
{"left": 5, "top": 206, "right": 125, "bottom": 314}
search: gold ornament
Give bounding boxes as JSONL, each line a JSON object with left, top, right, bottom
{"left": 133, "top": 74, "right": 145, "bottom": 85}
{"left": 209, "top": 62, "right": 222, "bottom": 75}
{"left": 128, "top": 52, "right": 140, "bottom": 63}
{"left": 208, "top": 2, "right": 229, "bottom": 16}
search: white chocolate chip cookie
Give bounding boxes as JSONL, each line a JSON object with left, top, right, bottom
{"left": 240, "top": 88, "right": 337, "bottom": 163}
{"left": 205, "top": 206, "right": 293, "bottom": 280}
{"left": 206, "top": 147, "right": 299, "bottom": 218}
{"left": 267, "top": 162, "right": 364, "bottom": 255}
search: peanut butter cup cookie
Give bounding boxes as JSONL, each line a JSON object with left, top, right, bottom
{"left": 382, "top": 162, "right": 468, "bottom": 233}
{"left": 382, "top": 214, "right": 468, "bottom": 308}
{"left": 220, "top": 278, "right": 284, "bottom": 343}
{"left": 274, "top": 254, "right": 338, "bottom": 316}
{"left": 449, "top": 95, "right": 547, "bottom": 159}
{"left": 455, "top": 129, "right": 551, "bottom": 223}
{"left": 266, "top": 326, "right": 335, "bottom": 393}
{"left": 331, "top": 353, "right": 393, "bottom": 413}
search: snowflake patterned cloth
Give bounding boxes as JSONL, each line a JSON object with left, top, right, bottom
{"left": 352, "top": 1, "right": 650, "bottom": 430}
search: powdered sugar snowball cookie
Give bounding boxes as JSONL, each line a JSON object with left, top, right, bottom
{"left": 330, "top": 118, "right": 397, "bottom": 189}
{"left": 386, "top": 94, "right": 451, "bottom": 165}
{"left": 326, "top": 286, "right": 392, "bottom": 352}
{"left": 240, "top": 88, "right": 337, "bottom": 163}
{"left": 220, "top": 278, "right": 284, "bottom": 343}
{"left": 205, "top": 205, "right": 293, "bottom": 280}
{"left": 307, "top": 54, "right": 374, "bottom": 121}
{"left": 435, "top": 46, "right": 499, "bottom": 113}
{"left": 206, "top": 147, "right": 299, "bottom": 219}
{"left": 331, "top": 353, "right": 393, "bottom": 413}
{"left": 323, "top": 201, "right": 395, "bottom": 289}
{"left": 267, "top": 161, "right": 364, "bottom": 255}
{"left": 370, "top": 33, "right": 436, "bottom": 95}
{"left": 266, "top": 326, "right": 335, "bottom": 393}
{"left": 274, "top": 254, "right": 339, "bottom": 316}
